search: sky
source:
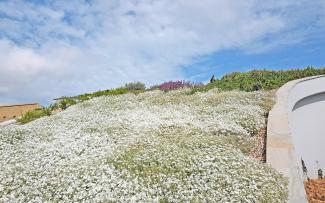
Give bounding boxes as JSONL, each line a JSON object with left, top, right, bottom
{"left": 0, "top": 0, "right": 325, "bottom": 105}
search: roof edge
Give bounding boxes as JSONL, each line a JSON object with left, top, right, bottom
{"left": 0, "top": 103, "right": 40, "bottom": 108}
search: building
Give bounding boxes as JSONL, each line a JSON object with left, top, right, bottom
{"left": 0, "top": 103, "right": 41, "bottom": 122}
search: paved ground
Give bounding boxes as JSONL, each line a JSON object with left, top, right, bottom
{"left": 304, "top": 179, "right": 325, "bottom": 202}
{"left": 0, "top": 119, "right": 17, "bottom": 126}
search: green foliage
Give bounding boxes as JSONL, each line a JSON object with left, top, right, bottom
{"left": 58, "top": 98, "right": 77, "bottom": 110}
{"left": 74, "top": 88, "right": 129, "bottom": 102}
{"left": 20, "top": 67, "right": 324, "bottom": 125}
{"left": 48, "top": 98, "right": 77, "bottom": 111}
{"left": 193, "top": 66, "right": 325, "bottom": 93}
{"left": 50, "top": 85, "right": 145, "bottom": 113}
{"left": 18, "top": 108, "right": 51, "bottom": 124}
{"left": 48, "top": 102, "right": 60, "bottom": 111}
{"left": 124, "top": 81, "right": 146, "bottom": 91}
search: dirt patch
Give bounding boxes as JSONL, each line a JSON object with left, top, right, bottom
{"left": 250, "top": 128, "right": 267, "bottom": 162}
{"left": 304, "top": 179, "right": 325, "bottom": 203}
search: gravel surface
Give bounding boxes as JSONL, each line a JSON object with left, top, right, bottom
{"left": 304, "top": 179, "right": 325, "bottom": 203}
{"left": 250, "top": 128, "right": 267, "bottom": 163}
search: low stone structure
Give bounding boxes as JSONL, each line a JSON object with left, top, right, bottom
{"left": 0, "top": 103, "right": 41, "bottom": 122}
{"left": 288, "top": 76, "right": 325, "bottom": 179}
{"left": 267, "top": 75, "right": 325, "bottom": 203}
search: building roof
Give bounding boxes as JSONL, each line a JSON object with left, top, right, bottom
{"left": 0, "top": 103, "right": 40, "bottom": 108}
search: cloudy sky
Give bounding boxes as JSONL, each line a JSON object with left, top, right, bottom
{"left": 0, "top": 0, "right": 325, "bottom": 105}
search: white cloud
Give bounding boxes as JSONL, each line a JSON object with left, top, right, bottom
{"left": 0, "top": 0, "right": 324, "bottom": 104}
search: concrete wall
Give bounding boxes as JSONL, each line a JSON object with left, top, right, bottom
{"left": 288, "top": 76, "right": 325, "bottom": 179}
{"left": 267, "top": 79, "right": 307, "bottom": 203}
{"left": 0, "top": 103, "right": 41, "bottom": 122}
{"left": 267, "top": 75, "right": 325, "bottom": 203}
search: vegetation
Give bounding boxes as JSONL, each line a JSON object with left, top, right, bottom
{"left": 0, "top": 89, "right": 287, "bottom": 202}
{"left": 17, "top": 67, "right": 325, "bottom": 124}
{"left": 193, "top": 67, "right": 325, "bottom": 92}
{"left": 18, "top": 108, "right": 51, "bottom": 124}
{"left": 73, "top": 88, "right": 129, "bottom": 102}
{"left": 17, "top": 98, "right": 79, "bottom": 124}
{"left": 18, "top": 88, "right": 136, "bottom": 124}
{"left": 58, "top": 98, "right": 77, "bottom": 110}
{"left": 124, "top": 81, "right": 146, "bottom": 91}
{"left": 151, "top": 80, "right": 203, "bottom": 91}
{"left": 49, "top": 98, "right": 77, "bottom": 110}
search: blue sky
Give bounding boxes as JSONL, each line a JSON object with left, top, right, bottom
{"left": 184, "top": 36, "right": 325, "bottom": 82}
{"left": 0, "top": 0, "right": 325, "bottom": 105}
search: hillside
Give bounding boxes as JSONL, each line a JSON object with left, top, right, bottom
{"left": 16, "top": 67, "right": 325, "bottom": 125}
{"left": 196, "top": 67, "right": 325, "bottom": 92}
{"left": 0, "top": 89, "right": 287, "bottom": 202}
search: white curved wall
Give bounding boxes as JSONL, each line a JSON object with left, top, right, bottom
{"left": 288, "top": 76, "right": 325, "bottom": 179}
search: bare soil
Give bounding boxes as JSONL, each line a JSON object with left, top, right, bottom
{"left": 250, "top": 128, "right": 266, "bottom": 163}
{"left": 304, "top": 179, "right": 325, "bottom": 203}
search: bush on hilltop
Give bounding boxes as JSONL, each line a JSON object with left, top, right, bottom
{"left": 151, "top": 80, "right": 203, "bottom": 91}
{"left": 124, "top": 82, "right": 146, "bottom": 91}
{"left": 193, "top": 66, "right": 325, "bottom": 93}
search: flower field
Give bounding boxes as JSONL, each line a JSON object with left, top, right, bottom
{"left": 0, "top": 89, "right": 287, "bottom": 202}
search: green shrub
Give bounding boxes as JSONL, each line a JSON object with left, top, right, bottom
{"left": 124, "top": 82, "right": 146, "bottom": 91}
{"left": 58, "top": 98, "right": 77, "bottom": 110}
{"left": 75, "top": 88, "right": 129, "bottom": 102}
{"left": 18, "top": 108, "right": 51, "bottom": 124}
{"left": 49, "top": 88, "right": 130, "bottom": 112}
{"left": 48, "top": 102, "right": 60, "bottom": 111}
{"left": 193, "top": 66, "right": 325, "bottom": 93}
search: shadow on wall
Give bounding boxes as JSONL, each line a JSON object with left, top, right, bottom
{"left": 289, "top": 75, "right": 325, "bottom": 179}
{"left": 293, "top": 91, "right": 325, "bottom": 111}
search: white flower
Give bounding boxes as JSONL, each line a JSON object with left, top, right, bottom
{"left": 0, "top": 89, "right": 287, "bottom": 202}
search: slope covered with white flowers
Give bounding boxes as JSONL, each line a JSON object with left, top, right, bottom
{"left": 0, "top": 89, "right": 287, "bottom": 202}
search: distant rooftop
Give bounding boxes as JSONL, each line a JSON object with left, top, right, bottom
{"left": 0, "top": 103, "right": 40, "bottom": 108}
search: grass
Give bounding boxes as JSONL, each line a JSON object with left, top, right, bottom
{"left": 18, "top": 108, "right": 51, "bottom": 124}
